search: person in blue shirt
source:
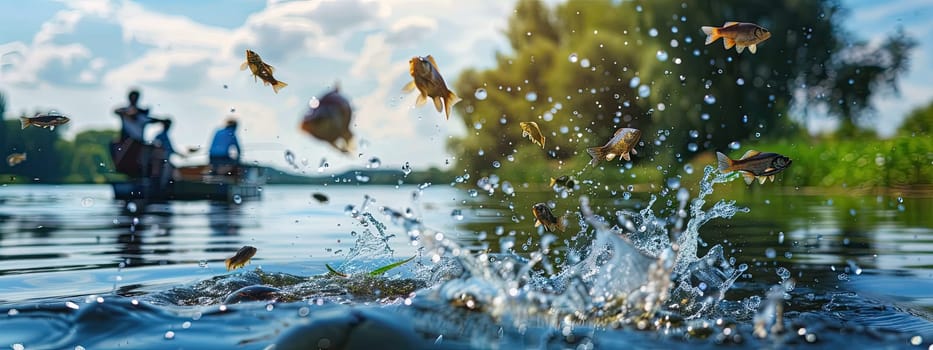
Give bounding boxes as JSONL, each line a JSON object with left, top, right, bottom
{"left": 209, "top": 118, "right": 241, "bottom": 175}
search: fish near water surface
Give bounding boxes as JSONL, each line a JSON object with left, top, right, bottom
{"left": 21, "top": 112, "right": 70, "bottom": 130}
{"left": 225, "top": 245, "right": 258, "bottom": 271}
{"left": 587, "top": 128, "right": 642, "bottom": 166}
{"left": 520, "top": 121, "right": 546, "bottom": 149}
{"left": 301, "top": 88, "right": 355, "bottom": 153}
{"left": 717, "top": 150, "right": 792, "bottom": 185}
{"left": 6, "top": 153, "right": 26, "bottom": 167}
{"left": 403, "top": 55, "right": 460, "bottom": 119}
{"left": 240, "top": 49, "right": 288, "bottom": 93}
{"left": 701, "top": 22, "right": 771, "bottom": 54}
{"left": 532, "top": 203, "right": 565, "bottom": 233}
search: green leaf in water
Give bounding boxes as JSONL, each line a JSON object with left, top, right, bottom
{"left": 325, "top": 263, "right": 348, "bottom": 278}
{"left": 368, "top": 256, "right": 416, "bottom": 276}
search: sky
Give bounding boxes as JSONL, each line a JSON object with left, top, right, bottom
{"left": 1, "top": 0, "right": 931, "bottom": 174}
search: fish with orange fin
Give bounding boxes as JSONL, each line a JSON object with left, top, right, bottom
{"left": 301, "top": 86, "right": 354, "bottom": 153}
{"left": 240, "top": 49, "right": 287, "bottom": 93}
{"left": 587, "top": 128, "right": 642, "bottom": 166}
{"left": 701, "top": 22, "right": 771, "bottom": 54}
{"left": 717, "top": 150, "right": 792, "bottom": 185}
{"left": 520, "top": 121, "right": 546, "bottom": 148}
{"left": 6, "top": 153, "right": 26, "bottom": 167}
{"left": 403, "top": 55, "right": 460, "bottom": 119}
{"left": 21, "top": 112, "right": 70, "bottom": 130}
{"left": 225, "top": 245, "right": 258, "bottom": 271}
{"left": 532, "top": 203, "right": 565, "bottom": 233}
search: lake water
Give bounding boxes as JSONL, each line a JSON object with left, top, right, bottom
{"left": 0, "top": 181, "right": 931, "bottom": 349}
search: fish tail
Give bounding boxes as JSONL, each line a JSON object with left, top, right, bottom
{"left": 224, "top": 258, "right": 234, "bottom": 271}
{"left": 556, "top": 215, "right": 567, "bottom": 232}
{"left": 549, "top": 177, "right": 557, "bottom": 187}
{"left": 272, "top": 81, "right": 287, "bottom": 94}
{"left": 444, "top": 91, "right": 461, "bottom": 120}
{"left": 587, "top": 146, "right": 606, "bottom": 166}
{"left": 716, "top": 152, "right": 733, "bottom": 172}
{"left": 20, "top": 116, "right": 30, "bottom": 129}
{"left": 702, "top": 26, "right": 720, "bottom": 45}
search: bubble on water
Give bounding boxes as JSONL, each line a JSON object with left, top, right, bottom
{"left": 728, "top": 141, "right": 741, "bottom": 150}
{"left": 629, "top": 77, "right": 640, "bottom": 88}
{"left": 648, "top": 28, "right": 658, "bottom": 37}
{"left": 451, "top": 209, "right": 464, "bottom": 221}
{"left": 689, "top": 130, "right": 700, "bottom": 138}
{"left": 501, "top": 181, "right": 515, "bottom": 195}
{"left": 568, "top": 53, "right": 578, "bottom": 63}
{"left": 666, "top": 177, "right": 681, "bottom": 190}
{"left": 776, "top": 267, "right": 791, "bottom": 280}
{"left": 467, "top": 189, "right": 478, "bottom": 197}
{"left": 736, "top": 78, "right": 745, "bottom": 86}
{"left": 65, "top": 301, "right": 80, "bottom": 310}
{"left": 910, "top": 336, "right": 922, "bottom": 345}
{"left": 525, "top": 92, "right": 538, "bottom": 102}
{"left": 402, "top": 162, "right": 412, "bottom": 175}
{"left": 703, "top": 94, "right": 717, "bottom": 104}
{"left": 683, "top": 164, "right": 694, "bottom": 174}
{"left": 700, "top": 113, "right": 710, "bottom": 120}
{"left": 638, "top": 85, "right": 651, "bottom": 98}
{"left": 367, "top": 157, "right": 381, "bottom": 169}
{"left": 12, "top": 344, "right": 24, "bottom": 350}
{"left": 284, "top": 150, "right": 296, "bottom": 168}
{"left": 474, "top": 88, "right": 487, "bottom": 100}
{"left": 580, "top": 58, "right": 590, "bottom": 68}
{"left": 308, "top": 97, "right": 320, "bottom": 109}
{"left": 492, "top": 161, "right": 501, "bottom": 168}
{"left": 318, "top": 158, "right": 329, "bottom": 173}
{"left": 75, "top": 346, "right": 86, "bottom": 350}
{"left": 765, "top": 248, "right": 776, "bottom": 259}
{"left": 233, "top": 195, "right": 242, "bottom": 204}
{"left": 81, "top": 197, "right": 94, "bottom": 207}
{"left": 656, "top": 50, "right": 668, "bottom": 62}
{"left": 688, "top": 143, "right": 698, "bottom": 152}
{"left": 198, "top": 259, "right": 208, "bottom": 268}
{"left": 164, "top": 330, "right": 175, "bottom": 340}
{"left": 126, "top": 202, "right": 137, "bottom": 213}
{"left": 298, "top": 306, "right": 310, "bottom": 317}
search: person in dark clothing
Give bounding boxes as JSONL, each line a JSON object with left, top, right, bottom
{"left": 209, "top": 118, "right": 241, "bottom": 175}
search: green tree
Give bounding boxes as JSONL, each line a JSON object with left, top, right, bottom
{"left": 898, "top": 100, "right": 933, "bottom": 137}
{"left": 451, "top": 0, "right": 915, "bottom": 178}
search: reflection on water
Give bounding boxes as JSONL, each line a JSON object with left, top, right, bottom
{"left": 0, "top": 184, "right": 930, "bottom": 348}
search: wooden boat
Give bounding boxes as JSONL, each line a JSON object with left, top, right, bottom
{"left": 109, "top": 139, "right": 264, "bottom": 202}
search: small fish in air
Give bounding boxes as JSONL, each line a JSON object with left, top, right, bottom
{"left": 21, "top": 112, "right": 70, "bottom": 130}
{"left": 717, "top": 150, "right": 792, "bottom": 185}
{"left": 403, "top": 55, "right": 461, "bottom": 119}
{"left": 701, "top": 22, "right": 771, "bottom": 54}
{"left": 311, "top": 192, "right": 329, "bottom": 203}
{"left": 587, "top": 128, "right": 642, "bottom": 166}
{"left": 520, "top": 121, "right": 546, "bottom": 149}
{"left": 300, "top": 87, "right": 354, "bottom": 153}
{"left": 532, "top": 203, "right": 565, "bottom": 233}
{"left": 6, "top": 153, "right": 26, "bottom": 167}
{"left": 240, "top": 49, "right": 287, "bottom": 93}
{"left": 549, "top": 175, "right": 576, "bottom": 191}
{"left": 225, "top": 245, "right": 258, "bottom": 271}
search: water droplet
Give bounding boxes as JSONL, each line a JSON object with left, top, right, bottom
{"left": 629, "top": 76, "right": 640, "bottom": 88}
{"left": 568, "top": 53, "right": 578, "bottom": 63}
{"left": 12, "top": 344, "right": 24, "bottom": 350}
{"left": 402, "top": 162, "right": 412, "bottom": 175}
{"left": 525, "top": 92, "right": 538, "bottom": 102}
{"left": 367, "top": 157, "right": 381, "bottom": 169}
{"left": 182, "top": 321, "right": 191, "bottom": 329}
{"left": 308, "top": 97, "right": 320, "bottom": 109}
{"left": 765, "top": 248, "right": 776, "bottom": 259}
{"left": 703, "top": 94, "right": 717, "bottom": 104}
{"left": 776, "top": 267, "right": 791, "bottom": 280}
{"left": 683, "top": 164, "right": 694, "bottom": 174}
{"left": 284, "top": 150, "right": 296, "bottom": 168}
{"left": 638, "top": 85, "right": 650, "bottom": 98}
{"left": 648, "top": 28, "right": 658, "bottom": 37}
{"left": 910, "top": 336, "right": 922, "bottom": 346}
{"left": 318, "top": 158, "right": 329, "bottom": 173}
{"left": 728, "top": 141, "right": 741, "bottom": 150}
{"left": 81, "top": 197, "right": 94, "bottom": 207}
{"left": 126, "top": 202, "right": 137, "bottom": 213}
{"left": 164, "top": 330, "right": 175, "bottom": 340}
{"left": 198, "top": 260, "right": 208, "bottom": 268}
{"left": 492, "top": 161, "right": 501, "bottom": 168}
{"left": 580, "top": 58, "right": 590, "bottom": 68}
{"left": 474, "top": 88, "right": 487, "bottom": 100}
{"left": 233, "top": 195, "right": 242, "bottom": 204}
{"left": 666, "top": 177, "right": 681, "bottom": 189}
{"left": 656, "top": 50, "right": 668, "bottom": 61}
{"left": 736, "top": 78, "right": 745, "bottom": 86}
{"left": 450, "top": 209, "right": 464, "bottom": 220}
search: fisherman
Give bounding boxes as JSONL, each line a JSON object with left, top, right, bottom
{"left": 114, "top": 90, "right": 164, "bottom": 143}
{"left": 209, "top": 118, "right": 241, "bottom": 175}
{"left": 152, "top": 119, "right": 181, "bottom": 188}
{"left": 111, "top": 89, "right": 166, "bottom": 177}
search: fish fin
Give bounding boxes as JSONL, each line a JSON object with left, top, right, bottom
{"left": 444, "top": 91, "right": 460, "bottom": 120}
{"left": 763, "top": 167, "right": 776, "bottom": 173}
{"left": 631, "top": 148, "right": 637, "bottom": 155}
{"left": 736, "top": 45, "right": 745, "bottom": 53}
{"left": 621, "top": 152, "right": 631, "bottom": 162}
{"left": 534, "top": 219, "right": 542, "bottom": 228}
{"left": 549, "top": 177, "right": 557, "bottom": 187}
{"left": 742, "top": 172, "right": 755, "bottom": 185}
{"left": 556, "top": 216, "right": 567, "bottom": 232}
{"left": 614, "top": 128, "right": 626, "bottom": 136}
{"left": 701, "top": 26, "right": 720, "bottom": 45}
{"left": 758, "top": 176, "right": 767, "bottom": 184}
{"left": 266, "top": 64, "right": 275, "bottom": 73}
{"left": 723, "top": 21, "right": 739, "bottom": 27}
{"left": 402, "top": 80, "right": 417, "bottom": 92}
{"left": 716, "top": 152, "right": 733, "bottom": 172}
{"left": 749, "top": 44, "right": 757, "bottom": 54}
{"left": 769, "top": 175, "right": 775, "bottom": 182}
{"left": 272, "top": 81, "right": 287, "bottom": 93}
{"left": 239, "top": 61, "right": 249, "bottom": 71}
{"left": 586, "top": 146, "right": 605, "bottom": 166}
{"left": 605, "top": 153, "right": 617, "bottom": 161}
{"left": 740, "top": 150, "right": 761, "bottom": 160}
{"left": 416, "top": 93, "right": 427, "bottom": 107}
{"left": 20, "top": 116, "right": 30, "bottom": 129}
{"left": 426, "top": 55, "right": 440, "bottom": 71}
{"left": 224, "top": 257, "right": 234, "bottom": 271}
{"left": 724, "top": 37, "right": 736, "bottom": 50}
{"left": 539, "top": 135, "right": 545, "bottom": 148}
{"left": 433, "top": 96, "right": 443, "bottom": 113}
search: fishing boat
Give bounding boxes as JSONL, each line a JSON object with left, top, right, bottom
{"left": 108, "top": 139, "right": 264, "bottom": 201}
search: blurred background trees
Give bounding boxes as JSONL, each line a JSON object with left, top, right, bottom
{"left": 451, "top": 0, "right": 917, "bottom": 180}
